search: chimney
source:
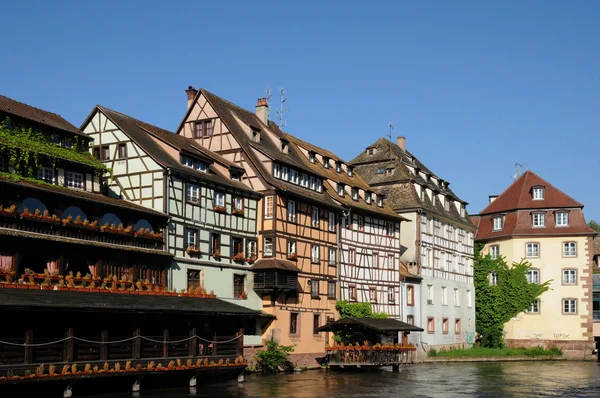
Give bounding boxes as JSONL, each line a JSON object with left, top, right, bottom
{"left": 185, "top": 86, "right": 198, "bottom": 109}
{"left": 489, "top": 195, "right": 498, "bottom": 204}
{"left": 397, "top": 136, "right": 406, "bottom": 151}
{"left": 256, "top": 98, "right": 269, "bottom": 125}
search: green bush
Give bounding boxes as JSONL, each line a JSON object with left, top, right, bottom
{"left": 255, "top": 339, "right": 295, "bottom": 373}
{"left": 427, "top": 348, "right": 438, "bottom": 357}
{"left": 427, "top": 346, "right": 562, "bottom": 358}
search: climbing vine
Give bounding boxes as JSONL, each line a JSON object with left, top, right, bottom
{"left": 0, "top": 118, "right": 111, "bottom": 178}
{"left": 474, "top": 242, "right": 550, "bottom": 348}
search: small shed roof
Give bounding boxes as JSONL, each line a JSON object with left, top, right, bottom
{"left": 251, "top": 258, "right": 301, "bottom": 272}
{"left": 316, "top": 317, "right": 424, "bottom": 333}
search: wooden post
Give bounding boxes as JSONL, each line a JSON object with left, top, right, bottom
{"left": 64, "top": 328, "right": 74, "bottom": 362}
{"left": 212, "top": 333, "right": 217, "bottom": 355}
{"left": 237, "top": 328, "right": 244, "bottom": 356}
{"left": 163, "top": 329, "right": 169, "bottom": 358}
{"left": 133, "top": 328, "right": 141, "bottom": 359}
{"left": 100, "top": 329, "right": 108, "bottom": 361}
{"left": 24, "top": 330, "right": 33, "bottom": 364}
{"left": 189, "top": 328, "right": 197, "bottom": 357}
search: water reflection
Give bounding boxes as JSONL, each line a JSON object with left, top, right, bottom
{"left": 87, "top": 362, "right": 600, "bottom": 398}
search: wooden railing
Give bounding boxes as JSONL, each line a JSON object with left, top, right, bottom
{"left": 325, "top": 346, "right": 417, "bottom": 366}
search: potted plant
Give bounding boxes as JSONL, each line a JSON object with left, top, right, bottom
{"left": 232, "top": 253, "right": 245, "bottom": 263}
{"left": 212, "top": 250, "right": 221, "bottom": 260}
{"left": 213, "top": 204, "right": 227, "bottom": 214}
{"left": 246, "top": 256, "right": 256, "bottom": 265}
{"left": 232, "top": 208, "right": 244, "bottom": 216}
{"left": 186, "top": 245, "right": 201, "bottom": 255}
{"left": 0, "top": 204, "right": 17, "bottom": 217}
{"left": 240, "top": 292, "right": 248, "bottom": 300}
{"left": 287, "top": 253, "right": 298, "bottom": 260}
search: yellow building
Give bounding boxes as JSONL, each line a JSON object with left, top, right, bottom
{"left": 471, "top": 171, "right": 596, "bottom": 359}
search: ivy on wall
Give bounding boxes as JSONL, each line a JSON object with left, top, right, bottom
{"left": 474, "top": 242, "right": 550, "bottom": 348}
{"left": 0, "top": 118, "right": 110, "bottom": 178}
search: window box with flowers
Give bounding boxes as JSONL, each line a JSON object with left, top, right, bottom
{"left": 0, "top": 204, "right": 17, "bottom": 217}
{"left": 287, "top": 253, "right": 298, "bottom": 261}
{"left": 246, "top": 256, "right": 256, "bottom": 265}
{"left": 212, "top": 250, "right": 222, "bottom": 259}
{"left": 186, "top": 246, "right": 201, "bottom": 255}
{"left": 231, "top": 208, "right": 244, "bottom": 216}
{"left": 213, "top": 205, "right": 227, "bottom": 214}
{"left": 240, "top": 292, "right": 248, "bottom": 300}
{"left": 134, "top": 228, "right": 164, "bottom": 241}
{"left": 232, "top": 253, "right": 246, "bottom": 263}
{"left": 20, "top": 208, "right": 61, "bottom": 224}
{"left": 100, "top": 223, "right": 133, "bottom": 236}
{"left": 63, "top": 215, "right": 99, "bottom": 231}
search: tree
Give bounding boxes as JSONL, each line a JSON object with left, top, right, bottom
{"left": 588, "top": 220, "right": 600, "bottom": 232}
{"left": 335, "top": 300, "right": 388, "bottom": 319}
{"left": 474, "top": 243, "right": 550, "bottom": 348}
{"left": 255, "top": 339, "right": 295, "bottom": 373}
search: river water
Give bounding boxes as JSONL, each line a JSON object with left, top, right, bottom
{"left": 91, "top": 362, "right": 600, "bottom": 398}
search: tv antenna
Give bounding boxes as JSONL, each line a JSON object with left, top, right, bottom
{"left": 276, "top": 88, "right": 288, "bottom": 128}
{"left": 265, "top": 88, "right": 272, "bottom": 106}
{"left": 387, "top": 122, "right": 394, "bottom": 141}
{"left": 513, "top": 162, "right": 525, "bottom": 180}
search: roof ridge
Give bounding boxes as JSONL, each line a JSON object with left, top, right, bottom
{"left": 0, "top": 94, "right": 66, "bottom": 120}
{"left": 97, "top": 105, "right": 173, "bottom": 133}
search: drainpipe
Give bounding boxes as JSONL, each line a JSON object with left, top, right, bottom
{"left": 165, "top": 167, "right": 173, "bottom": 290}
{"left": 339, "top": 207, "right": 350, "bottom": 308}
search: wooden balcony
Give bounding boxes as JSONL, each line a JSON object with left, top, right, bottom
{"left": 324, "top": 346, "right": 417, "bottom": 367}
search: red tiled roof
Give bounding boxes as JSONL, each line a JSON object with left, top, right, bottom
{"left": 480, "top": 170, "right": 583, "bottom": 215}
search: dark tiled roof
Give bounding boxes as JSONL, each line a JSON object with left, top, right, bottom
{"left": 0, "top": 289, "right": 260, "bottom": 316}
{"left": 316, "top": 317, "right": 424, "bottom": 333}
{"left": 0, "top": 176, "right": 166, "bottom": 217}
{"left": 89, "top": 106, "right": 255, "bottom": 194}
{"left": 251, "top": 258, "right": 301, "bottom": 272}
{"left": 479, "top": 170, "right": 584, "bottom": 215}
{"left": 194, "top": 89, "right": 342, "bottom": 210}
{"left": 351, "top": 137, "right": 474, "bottom": 229}
{"left": 0, "top": 94, "right": 88, "bottom": 138}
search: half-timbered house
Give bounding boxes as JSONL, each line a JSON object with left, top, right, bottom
{"left": 174, "top": 88, "right": 341, "bottom": 365}
{"left": 80, "top": 106, "right": 264, "bottom": 344}
{"left": 283, "top": 134, "right": 407, "bottom": 319}
{"left": 351, "top": 136, "right": 476, "bottom": 354}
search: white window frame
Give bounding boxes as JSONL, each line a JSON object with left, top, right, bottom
{"left": 526, "top": 299, "right": 540, "bottom": 314}
{"left": 441, "top": 286, "right": 448, "bottom": 305}
{"left": 562, "top": 299, "right": 577, "bottom": 314}
{"left": 300, "top": 174, "right": 308, "bottom": 187}
{"left": 467, "top": 290, "right": 472, "bottom": 308}
{"left": 214, "top": 192, "right": 225, "bottom": 207}
{"left": 563, "top": 269, "right": 577, "bottom": 284}
{"left": 490, "top": 245, "right": 500, "bottom": 260}
{"left": 337, "top": 184, "right": 344, "bottom": 197}
{"left": 369, "top": 287, "right": 377, "bottom": 302}
{"left": 281, "top": 166, "right": 288, "bottom": 181}
{"left": 315, "top": 179, "right": 322, "bottom": 192}
{"left": 328, "top": 212, "right": 336, "bottom": 232}
{"left": 65, "top": 171, "right": 84, "bottom": 189}
{"left": 287, "top": 200, "right": 296, "bottom": 222}
{"left": 37, "top": 167, "right": 54, "bottom": 184}
{"left": 289, "top": 169, "right": 298, "bottom": 184}
{"left": 365, "top": 193, "right": 371, "bottom": 204}
{"left": 263, "top": 237, "right": 273, "bottom": 256}
{"left": 526, "top": 243, "right": 540, "bottom": 258}
{"left": 309, "top": 176, "right": 315, "bottom": 190}
{"left": 185, "top": 228, "right": 197, "bottom": 249}
{"left": 328, "top": 248, "right": 336, "bottom": 265}
{"left": 264, "top": 196, "right": 274, "bottom": 219}
{"left": 233, "top": 197, "right": 244, "bottom": 211}
{"left": 532, "top": 213, "right": 545, "bottom": 227}
{"left": 556, "top": 212, "right": 569, "bottom": 227}
{"left": 563, "top": 242, "right": 576, "bottom": 257}
{"left": 492, "top": 216, "right": 503, "bottom": 231}
{"left": 526, "top": 269, "right": 540, "bottom": 284}
{"left": 247, "top": 240, "right": 258, "bottom": 259}
{"left": 388, "top": 287, "right": 395, "bottom": 302}
{"left": 532, "top": 187, "right": 545, "bottom": 200}
{"left": 195, "top": 162, "right": 208, "bottom": 173}
{"left": 186, "top": 184, "right": 200, "bottom": 203}
{"left": 309, "top": 152, "right": 315, "bottom": 163}
{"left": 387, "top": 254, "right": 394, "bottom": 269}
{"left": 351, "top": 188, "right": 358, "bottom": 201}
{"left": 287, "top": 240, "right": 296, "bottom": 256}
{"left": 489, "top": 272, "right": 498, "bottom": 286}
{"left": 311, "top": 206, "right": 319, "bottom": 227}
{"left": 273, "top": 164, "right": 281, "bottom": 179}
{"left": 376, "top": 195, "right": 383, "bottom": 207}
{"left": 311, "top": 244, "right": 320, "bottom": 263}
{"left": 454, "top": 288, "right": 460, "bottom": 306}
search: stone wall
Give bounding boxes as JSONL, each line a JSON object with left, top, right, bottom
{"left": 506, "top": 339, "right": 596, "bottom": 360}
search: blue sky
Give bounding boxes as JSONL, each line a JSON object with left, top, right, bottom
{"left": 1, "top": 1, "right": 598, "bottom": 220}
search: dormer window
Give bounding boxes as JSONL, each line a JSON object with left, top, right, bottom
{"left": 376, "top": 167, "right": 385, "bottom": 175}
{"left": 347, "top": 167, "right": 353, "bottom": 177}
{"left": 281, "top": 166, "right": 288, "bottom": 180}
{"left": 376, "top": 195, "right": 383, "bottom": 207}
{"left": 231, "top": 171, "right": 241, "bottom": 181}
{"left": 195, "top": 162, "right": 208, "bottom": 173}
{"left": 182, "top": 156, "right": 194, "bottom": 167}
{"left": 532, "top": 186, "right": 545, "bottom": 200}
{"left": 493, "top": 216, "right": 503, "bottom": 231}
{"left": 351, "top": 188, "right": 358, "bottom": 201}
{"left": 365, "top": 192, "right": 372, "bottom": 204}
{"left": 309, "top": 152, "right": 316, "bottom": 163}
{"left": 252, "top": 129, "right": 261, "bottom": 143}
{"left": 385, "top": 168, "right": 394, "bottom": 176}
{"left": 335, "top": 161, "right": 342, "bottom": 173}
{"left": 532, "top": 212, "right": 545, "bottom": 227}
{"left": 281, "top": 139, "right": 289, "bottom": 154}
{"left": 289, "top": 169, "right": 298, "bottom": 184}
{"left": 309, "top": 176, "right": 315, "bottom": 190}
{"left": 316, "top": 179, "right": 323, "bottom": 192}
{"left": 444, "top": 198, "right": 450, "bottom": 212}
{"left": 300, "top": 174, "right": 308, "bottom": 187}
{"left": 273, "top": 164, "right": 281, "bottom": 178}
{"left": 323, "top": 157, "right": 330, "bottom": 169}
{"left": 366, "top": 147, "right": 376, "bottom": 156}
{"left": 556, "top": 211, "right": 569, "bottom": 227}
{"left": 337, "top": 184, "right": 345, "bottom": 197}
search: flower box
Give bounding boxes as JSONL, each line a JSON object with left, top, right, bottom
{"left": 186, "top": 247, "right": 201, "bottom": 255}
{"left": 211, "top": 251, "right": 222, "bottom": 260}
{"left": 287, "top": 253, "right": 298, "bottom": 261}
{"left": 232, "top": 253, "right": 246, "bottom": 263}
{"left": 213, "top": 205, "right": 227, "bottom": 214}
{"left": 232, "top": 208, "right": 244, "bottom": 216}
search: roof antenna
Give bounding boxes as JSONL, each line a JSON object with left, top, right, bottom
{"left": 387, "top": 122, "right": 394, "bottom": 141}
{"left": 513, "top": 162, "right": 525, "bottom": 180}
{"left": 265, "top": 88, "right": 272, "bottom": 106}
{"left": 276, "top": 88, "right": 288, "bottom": 128}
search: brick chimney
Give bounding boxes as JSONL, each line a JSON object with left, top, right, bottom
{"left": 397, "top": 136, "right": 406, "bottom": 151}
{"left": 255, "top": 98, "right": 269, "bottom": 125}
{"left": 185, "top": 86, "right": 198, "bottom": 109}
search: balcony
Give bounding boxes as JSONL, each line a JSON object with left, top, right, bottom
{"left": 251, "top": 259, "right": 300, "bottom": 292}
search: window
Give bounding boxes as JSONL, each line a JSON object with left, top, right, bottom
{"left": 273, "top": 164, "right": 281, "bottom": 179}
{"left": 287, "top": 200, "right": 296, "bottom": 222}
{"left": 441, "top": 286, "right": 447, "bottom": 305}
{"left": 182, "top": 156, "right": 194, "bottom": 167}
{"left": 52, "top": 134, "right": 62, "bottom": 146}
{"left": 92, "top": 147, "right": 100, "bottom": 159}
{"left": 310, "top": 280, "right": 319, "bottom": 298}
{"left": 386, "top": 221, "right": 394, "bottom": 235}
{"left": 455, "top": 319, "right": 461, "bottom": 334}
{"left": 300, "top": 174, "right": 308, "bottom": 187}
{"left": 532, "top": 213, "right": 545, "bottom": 227}
{"left": 356, "top": 215, "right": 364, "bottom": 231}
{"left": 315, "top": 179, "right": 322, "bottom": 192}
{"left": 369, "top": 287, "right": 377, "bottom": 302}
{"left": 563, "top": 242, "right": 577, "bottom": 257}
{"left": 376, "top": 195, "right": 383, "bottom": 207}
{"left": 185, "top": 228, "right": 198, "bottom": 250}
{"left": 287, "top": 240, "right": 297, "bottom": 257}
{"left": 489, "top": 272, "right": 498, "bottom": 286}
{"left": 454, "top": 288, "right": 460, "bottom": 306}
{"left": 563, "top": 269, "right": 577, "bottom": 284}
{"left": 388, "top": 287, "right": 395, "bottom": 302}
{"left": 372, "top": 252, "right": 379, "bottom": 268}
{"left": 526, "top": 243, "right": 540, "bottom": 258}
{"left": 194, "top": 120, "right": 213, "bottom": 138}
{"left": 264, "top": 196, "right": 273, "bottom": 219}
{"left": 290, "top": 313, "right": 299, "bottom": 335}
{"left": 365, "top": 193, "right": 372, "bottom": 204}
{"left": 323, "top": 157, "right": 330, "bottom": 168}
{"left": 214, "top": 192, "right": 225, "bottom": 208}
{"left": 233, "top": 197, "right": 244, "bottom": 213}
{"left": 312, "top": 207, "right": 320, "bottom": 227}
{"left": 348, "top": 248, "right": 355, "bottom": 265}
{"left": 232, "top": 237, "right": 244, "bottom": 258}
{"left": 64, "top": 138, "right": 73, "bottom": 148}
{"left": 210, "top": 233, "right": 221, "bottom": 256}
{"left": 309, "top": 176, "right": 315, "bottom": 190}
{"left": 186, "top": 184, "right": 200, "bottom": 203}
{"left": 335, "top": 162, "right": 342, "bottom": 173}
{"left": 281, "top": 166, "right": 288, "bottom": 181}
{"left": 556, "top": 212, "right": 569, "bottom": 227}
{"left": 328, "top": 248, "right": 336, "bottom": 266}
{"left": 327, "top": 282, "right": 336, "bottom": 299}
{"left": 526, "top": 299, "right": 540, "bottom": 314}
{"left": 490, "top": 245, "right": 500, "bottom": 260}
{"left": 427, "top": 317, "right": 435, "bottom": 333}
{"left": 309, "top": 152, "right": 315, "bottom": 163}
{"left": 337, "top": 184, "right": 344, "bottom": 197}
{"left": 427, "top": 285, "right": 433, "bottom": 304}
{"left": 349, "top": 285, "right": 357, "bottom": 301}
{"left": 563, "top": 299, "right": 577, "bottom": 314}
{"left": 442, "top": 318, "right": 449, "bottom": 334}
{"left": 252, "top": 130, "right": 260, "bottom": 142}
{"left": 493, "top": 216, "right": 503, "bottom": 231}
{"left": 247, "top": 240, "right": 257, "bottom": 260}
{"left": 101, "top": 146, "right": 110, "bottom": 160}
{"left": 532, "top": 186, "right": 545, "bottom": 200}
{"left": 407, "top": 285, "right": 414, "bottom": 306}
{"left": 37, "top": 167, "right": 54, "bottom": 184}
{"left": 328, "top": 212, "right": 336, "bottom": 231}
{"left": 230, "top": 172, "right": 241, "bottom": 181}
{"left": 526, "top": 269, "right": 540, "bottom": 284}
{"left": 263, "top": 237, "right": 273, "bottom": 256}
{"left": 351, "top": 188, "right": 358, "bottom": 201}
{"left": 311, "top": 245, "right": 320, "bottom": 263}
{"left": 187, "top": 269, "right": 202, "bottom": 290}
{"left": 407, "top": 315, "right": 414, "bottom": 325}
{"left": 281, "top": 139, "right": 289, "bottom": 153}
{"left": 233, "top": 274, "right": 245, "bottom": 298}
{"left": 313, "top": 314, "right": 320, "bottom": 335}
{"left": 118, "top": 143, "right": 127, "bottom": 159}
{"left": 387, "top": 254, "right": 394, "bottom": 270}
{"left": 467, "top": 290, "right": 472, "bottom": 307}
{"left": 65, "top": 171, "right": 84, "bottom": 189}
{"left": 366, "top": 148, "right": 375, "bottom": 155}
{"left": 289, "top": 169, "right": 298, "bottom": 184}
{"left": 347, "top": 167, "right": 353, "bottom": 177}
